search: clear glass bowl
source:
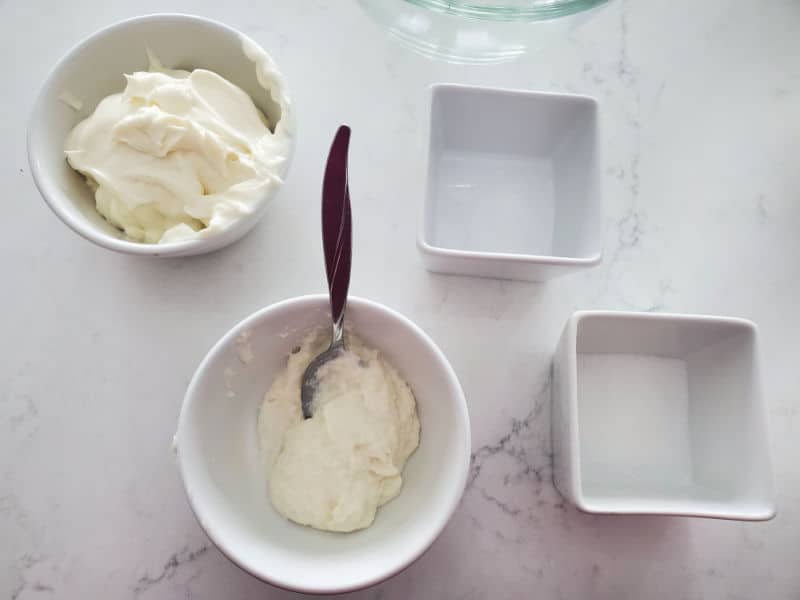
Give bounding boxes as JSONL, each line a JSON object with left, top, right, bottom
{"left": 358, "top": 0, "right": 609, "bottom": 63}
{"left": 406, "top": 0, "right": 607, "bottom": 22}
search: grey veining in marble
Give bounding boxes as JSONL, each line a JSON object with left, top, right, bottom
{"left": 2, "top": 0, "right": 799, "bottom": 598}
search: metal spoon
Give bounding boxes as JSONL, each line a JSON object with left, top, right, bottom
{"left": 300, "top": 125, "right": 353, "bottom": 419}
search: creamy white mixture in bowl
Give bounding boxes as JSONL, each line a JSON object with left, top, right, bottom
{"left": 261, "top": 329, "right": 421, "bottom": 533}
{"left": 27, "top": 14, "right": 294, "bottom": 256}
{"left": 176, "top": 295, "right": 471, "bottom": 593}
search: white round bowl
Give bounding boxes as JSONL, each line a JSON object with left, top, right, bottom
{"left": 27, "top": 14, "right": 294, "bottom": 257}
{"left": 176, "top": 295, "right": 471, "bottom": 594}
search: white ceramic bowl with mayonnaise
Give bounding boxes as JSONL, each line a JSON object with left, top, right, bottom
{"left": 176, "top": 295, "right": 471, "bottom": 594}
{"left": 27, "top": 14, "right": 294, "bottom": 256}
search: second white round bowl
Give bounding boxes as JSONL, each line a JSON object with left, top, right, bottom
{"left": 176, "top": 295, "right": 471, "bottom": 594}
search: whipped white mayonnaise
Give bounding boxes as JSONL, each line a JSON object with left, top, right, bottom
{"left": 64, "top": 42, "right": 292, "bottom": 244}
{"left": 259, "top": 329, "right": 420, "bottom": 533}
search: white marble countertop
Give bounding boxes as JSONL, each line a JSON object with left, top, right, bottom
{"left": 3, "top": 0, "right": 799, "bottom": 598}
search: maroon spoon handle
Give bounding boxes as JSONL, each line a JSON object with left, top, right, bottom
{"left": 321, "top": 125, "right": 352, "bottom": 339}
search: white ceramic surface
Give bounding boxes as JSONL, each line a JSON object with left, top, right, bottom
{"left": 5, "top": 1, "right": 800, "bottom": 598}
{"left": 27, "top": 13, "right": 294, "bottom": 257}
{"left": 552, "top": 311, "right": 775, "bottom": 520}
{"left": 418, "top": 84, "right": 602, "bottom": 281}
{"left": 176, "top": 295, "right": 471, "bottom": 594}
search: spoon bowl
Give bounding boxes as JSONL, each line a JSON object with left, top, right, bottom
{"left": 301, "top": 343, "right": 345, "bottom": 417}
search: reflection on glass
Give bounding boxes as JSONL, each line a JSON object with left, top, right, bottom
{"left": 358, "top": 0, "right": 609, "bottom": 64}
